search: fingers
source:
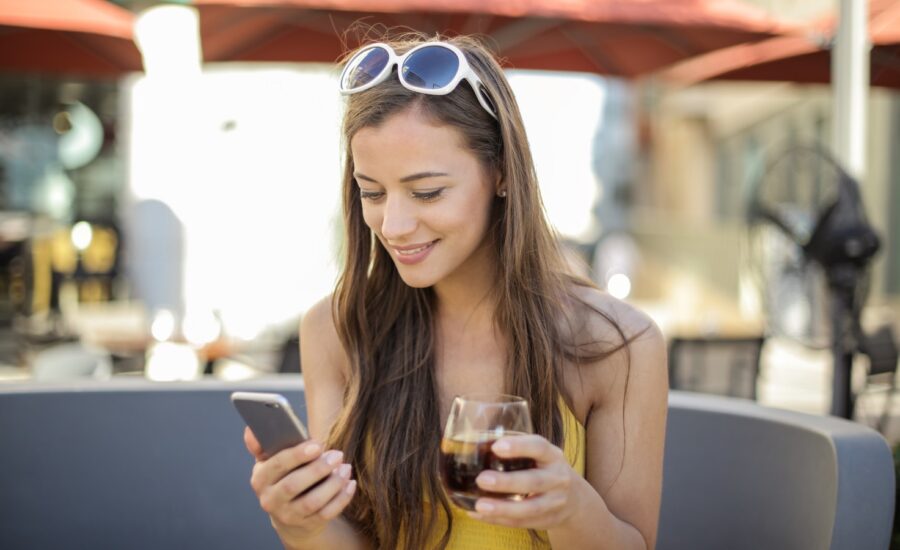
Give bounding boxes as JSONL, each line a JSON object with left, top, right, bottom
{"left": 316, "top": 479, "right": 357, "bottom": 521}
{"left": 469, "top": 493, "right": 568, "bottom": 528}
{"left": 268, "top": 462, "right": 355, "bottom": 523}
{"left": 243, "top": 427, "right": 357, "bottom": 534}
{"left": 294, "top": 464, "right": 357, "bottom": 522}
{"left": 250, "top": 440, "right": 325, "bottom": 494}
{"left": 469, "top": 434, "right": 576, "bottom": 529}
{"left": 476, "top": 465, "right": 569, "bottom": 496}
{"left": 491, "top": 434, "right": 565, "bottom": 466}
{"left": 260, "top": 447, "right": 350, "bottom": 519}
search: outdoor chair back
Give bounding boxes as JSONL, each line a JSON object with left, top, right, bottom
{"left": 0, "top": 377, "right": 892, "bottom": 550}
{"left": 658, "top": 392, "right": 893, "bottom": 550}
{"left": 668, "top": 336, "right": 765, "bottom": 400}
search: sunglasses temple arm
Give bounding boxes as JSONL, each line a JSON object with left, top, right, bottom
{"left": 469, "top": 78, "right": 498, "bottom": 120}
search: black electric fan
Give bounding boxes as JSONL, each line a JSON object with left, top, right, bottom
{"left": 745, "top": 144, "right": 897, "bottom": 419}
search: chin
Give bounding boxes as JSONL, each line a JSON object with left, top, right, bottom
{"left": 395, "top": 270, "right": 439, "bottom": 289}
{"left": 391, "top": 262, "right": 445, "bottom": 289}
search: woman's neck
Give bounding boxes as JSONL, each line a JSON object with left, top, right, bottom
{"left": 432, "top": 238, "right": 498, "bottom": 327}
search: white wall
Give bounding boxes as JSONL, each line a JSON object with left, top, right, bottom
{"left": 122, "top": 64, "right": 609, "bottom": 339}
{"left": 124, "top": 65, "right": 343, "bottom": 339}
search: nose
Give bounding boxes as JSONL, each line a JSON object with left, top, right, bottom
{"left": 380, "top": 194, "right": 418, "bottom": 242}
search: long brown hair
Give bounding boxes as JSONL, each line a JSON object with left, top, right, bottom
{"left": 329, "top": 32, "right": 631, "bottom": 549}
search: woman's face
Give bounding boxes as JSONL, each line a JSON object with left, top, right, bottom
{"left": 351, "top": 107, "right": 498, "bottom": 289}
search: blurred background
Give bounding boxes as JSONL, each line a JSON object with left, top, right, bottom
{"left": 0, "top": 0, "right": 898, "bottom": 439}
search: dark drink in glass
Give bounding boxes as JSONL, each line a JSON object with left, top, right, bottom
{"left": 440, "top": 430, "right": 536, "bottom": 510}
{"left": 439, "top": 394, "right": 535, "bottom": 511}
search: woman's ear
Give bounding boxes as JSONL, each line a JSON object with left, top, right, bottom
{"left": 494, "top": 174, "right": 506, "bottom": 197}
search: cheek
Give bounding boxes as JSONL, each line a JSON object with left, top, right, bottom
{"left": 466, "top": 190, "right": 495, "bottom": 226}
{"left": 361, "top": 205, "right": 381, "bottom": 233}
{"left": 441, "top": 194, "right": 493, "bottom": 239}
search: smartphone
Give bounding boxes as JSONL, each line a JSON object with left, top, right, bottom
{"left": 231, "top": 392, "right": 309, "bottom": 456}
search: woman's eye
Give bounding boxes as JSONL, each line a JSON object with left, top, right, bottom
{"left": 412, "top": 188, "right": 444, "bottom": 202}
{"left": 359, "top": 190, "right": 384, "bottom": 201}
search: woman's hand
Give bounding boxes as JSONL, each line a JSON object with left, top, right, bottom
{"left": 244, "top": 428, "right": 357, "bottom": 542}
{"left": 469, "top": 434, "right": 584, "bottom": 530}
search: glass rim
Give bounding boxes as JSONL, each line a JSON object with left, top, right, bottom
{"left": 453, "top": 393, "right": 527, "bottom": 405}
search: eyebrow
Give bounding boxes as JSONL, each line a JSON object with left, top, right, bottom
{"left": 354, "top": 171, "right": 450, "bottom": 184}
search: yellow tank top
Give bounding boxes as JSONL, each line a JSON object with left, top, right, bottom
{"left": 420, "top": 402, "right": 586, "bottom": 549}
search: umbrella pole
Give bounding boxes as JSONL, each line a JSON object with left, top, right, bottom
{"left": 831, "top": 0, "right": 869, "bottom": 182}
{"left": 829, "top": 0, "right": 869, "bottom": 419}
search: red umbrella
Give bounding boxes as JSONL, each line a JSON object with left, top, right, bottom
{"left": 658, "top": 0, "right": 900, "bottom": 88}
{"left": 0, "top": 0, "right": 142, "bottom": 77}
{"left": 194, "top": 0, "right": 797, "bottom": 78}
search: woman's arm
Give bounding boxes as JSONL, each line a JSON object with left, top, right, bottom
{"left": 469, "top": 297, "right": 668, "bottom": 549}
{"left": 548, "top": 314, "right": 668, "bottom": 549}
{"left": 243, "top": 296, "right": 373, "bottom": 550}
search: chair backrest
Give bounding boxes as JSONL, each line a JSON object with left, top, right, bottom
{"left": 0, "top": 380, "right": 893, "bottom": 550}
{"left": 658, "top": 392, "right": 894, "bottom": 550}
{"left": 668, "top": 336, "right": 765, "bottom": 399}
{"left": 0, "top": 376, "right": 306, "bottom": 550}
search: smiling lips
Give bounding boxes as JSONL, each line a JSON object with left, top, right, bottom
{"left": 392, "top": 239, "right": 439, "bottom": 265}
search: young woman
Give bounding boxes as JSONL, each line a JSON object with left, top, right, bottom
{"left": 243, "top": 33, "right": 668, "bottom": 550}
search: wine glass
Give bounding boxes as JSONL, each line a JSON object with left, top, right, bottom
{"left": 439, "top": 394, "right": 536, "bottom": 511}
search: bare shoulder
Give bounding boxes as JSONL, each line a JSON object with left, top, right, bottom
{"left": 565, "top": 283, "right": 667, "bottom": 411}
{"left": 568, "top": 283, "right": 660, "bottom": 344}
{"left": 300, "top": 294, "right": 350, "bottom": 384}
{"left": 300, "top": 294, "right": 352, "bottom": 439}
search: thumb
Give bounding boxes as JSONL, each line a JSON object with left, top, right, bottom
{"left": 243, "top": 427, "right": 268, "bottom": 461}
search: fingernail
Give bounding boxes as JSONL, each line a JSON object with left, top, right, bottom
{"left": 324, "top": 450, "right": 343, "bottom": 465}
{"left": 476, "top": 501, "right": 495, "bottom": 513}
{"left": 339, "top": 464, "right": 352, "bottom": 478}
{"left": 345, "top": 480, "right": 357, "bottom": 495}
{"left": 479, "top": 473, "right": 496, "bottom": 487}
{"left": 304, "top": 442, "right": 322, "bottom": 457}
{"left": 492, "top": 440, "right": 510, "bottom": 453}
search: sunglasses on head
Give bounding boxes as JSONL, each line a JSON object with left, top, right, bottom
{"left": 339, "top": 41, "right": 498, "bottom": 120}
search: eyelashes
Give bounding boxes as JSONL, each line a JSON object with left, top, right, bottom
{"left": 359, "top": 188, "right": 445, "bottom": 202}
{"left": 359, "top": 190, "right": 384, "bottom": 201}
{"left": 411, "top": 189, "right": 444, "bottom": 201}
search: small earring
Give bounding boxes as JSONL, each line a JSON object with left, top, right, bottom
{"left": 497, "top": 190, "right": 507, "bottom": 197}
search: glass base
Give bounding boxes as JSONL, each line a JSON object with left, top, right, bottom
{"left": 449, "top": 491, "right": 526, "bottom": 511}
{"left": 449, "top": 492, "right": 479, "bottom": 511}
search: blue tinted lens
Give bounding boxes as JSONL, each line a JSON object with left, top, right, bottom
{"left": 343, "top": 46, "right": 390, "bottom": 90}
{"left": 402, "top": 45, "right": 459, "bottom": 89}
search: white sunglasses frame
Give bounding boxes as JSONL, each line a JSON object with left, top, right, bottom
{"left": 339, "top": 42, "right": 498, "bottom": 120}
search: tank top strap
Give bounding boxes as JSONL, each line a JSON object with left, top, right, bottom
{"left": 559, "top": 396, "right": 586, "bottom": 476}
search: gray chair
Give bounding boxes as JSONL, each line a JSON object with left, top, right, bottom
{"left": 0, "top": 377, "right": 304, "bottom": 550}
{"left": 0, "top": 379, "right": 893, "bottom": 549}
{"left": 658, "top": 392, "right": 894, "bottom": 550}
